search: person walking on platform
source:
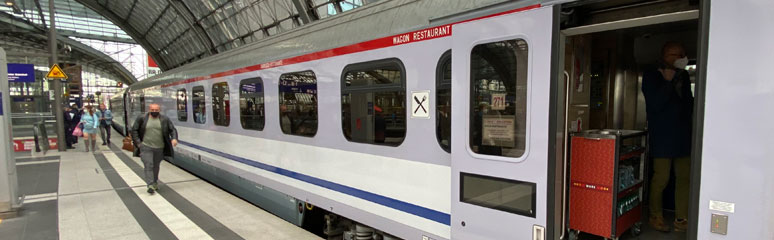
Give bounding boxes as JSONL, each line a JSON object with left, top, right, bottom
{"left": 131, "top": 103, "right": 178, "bottom": 194}
{"left": 96, "top": 104, "right": 113, "bottom": 145}
{"left": 642, "top": 42, "right": 694, "bottom": 232}
{"left": 63, "top": 106, "right": 74, "bottom": 149}
{"left": 80, "top": 105, "right": 100, "bottom": 152}
{"left": 70, "top": 104, "right": 81, "bottom": 144}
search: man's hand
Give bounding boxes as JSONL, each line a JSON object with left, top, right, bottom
{"left": 171, "top": 139, "right": 178, "bottom": 147}
{"left": 659, "top": 68, "right": 676, "bottom": 81}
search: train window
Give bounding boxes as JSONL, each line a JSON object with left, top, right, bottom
{"left": 239, "top": 78, "right": 265, "bottom": 131}
{"left": 212, "top": 82, "right": 230, "bottom": 126}
{"left": 192, "top": 86, "right": 206, "bottom": 124}
{"left": 436, "top": 51, "right": 451, "bottom": 152}
{"left": 460, "top": 172, "right": 536, "bottom": 217}
{"left": 177, "top": 89, "right": 188, "bottom": 122}
{"left": 341, "top": 58, "right": 406, "bottom": 146}
{"left": 279, "top": 70, "right": 317, "bottom": 137}
{"left": 469, "top": 39, "right": 528, "bottom": 158}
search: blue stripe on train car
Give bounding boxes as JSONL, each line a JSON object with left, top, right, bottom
{"left": 178, "top": 140, "right": 452, "bottom": 226}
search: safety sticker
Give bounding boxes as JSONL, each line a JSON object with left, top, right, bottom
{"left": 709, "top": 200, "right": 735, "bottom": 213}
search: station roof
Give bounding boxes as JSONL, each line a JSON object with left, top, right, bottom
{"left": 75, "top": 0, "right": 372, "bottom": 71}
{"left": 0, "top": 10, "right": 138, "bottom": 85}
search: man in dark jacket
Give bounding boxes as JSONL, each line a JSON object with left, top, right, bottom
{"left": 131, "top": 103, "right": 178, "bottom": 194}
{"left": 642, "top": 42, "right": 693, "bottom": 232}
{"left": 62, "top": 106, "right": 74, "bottom": 149}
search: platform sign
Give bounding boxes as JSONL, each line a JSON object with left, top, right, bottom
{"left": 7, "top": 63, "right": 35, "bottom": 82}
{"left": 45, "top": 64, "right": 68, "bottom": 79}
{"left": 411, "top": 91, "right": 430, "bottom": 118}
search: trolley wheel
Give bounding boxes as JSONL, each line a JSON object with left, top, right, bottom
{"left": 567, "top": 230, "right": 579, "bottom": 240}
{"left": 631, "top": 222, "right": 643, "bottom": 236}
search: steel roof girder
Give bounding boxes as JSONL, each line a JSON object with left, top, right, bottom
{"left": 291, "top": 0, "right": 313, "bottom": 23}
{"left": 125, "top": 0, "right": 139, "bottom": 22}
{"left": 169, "top": 0, "right": 217, "bottom": 55}
{"left": 141, "top": 3, "right": 173, "bottom": 38}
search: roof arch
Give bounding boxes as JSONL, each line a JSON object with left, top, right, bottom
{"left": 76, "top": 0, "right": 374, "bottom": 71}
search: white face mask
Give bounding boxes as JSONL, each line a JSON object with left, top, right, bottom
{"left": 673, "top": 57, "right": 689, "bottom": 70}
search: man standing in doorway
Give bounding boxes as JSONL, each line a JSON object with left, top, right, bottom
{"left": 642, "top": 42, "right": 693, "bottom": 232}
{"left": 131, "top": 103, "right": 178, "bottom": 194}
{"left": 97, "top": 104, "right": 113, "bottom": 145}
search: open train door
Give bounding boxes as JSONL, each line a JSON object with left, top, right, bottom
{"left": 450, "top": 4, "right": 559, "bottom": 240}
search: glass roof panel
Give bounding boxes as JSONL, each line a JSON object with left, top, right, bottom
{"left": 182, "top": 0, "right": 215, "bottom": 19}
{"left": 127, "top": 1, "right": 168, "bottom": 34}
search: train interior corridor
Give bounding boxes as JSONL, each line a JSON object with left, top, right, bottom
{"left": 561, "top": 16, "right": 699, "bottom": 240}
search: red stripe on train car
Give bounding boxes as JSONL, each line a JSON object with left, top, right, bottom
{"left": 160, "top": 4, "right": 542, "bottom": 88}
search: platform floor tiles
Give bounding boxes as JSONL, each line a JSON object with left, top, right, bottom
{"left": 0, "top": 134, "right": 321, "bottom": 240}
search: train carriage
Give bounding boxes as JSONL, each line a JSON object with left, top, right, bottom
{"left": 113, "top": 1, "right": 774, "bottom": 239}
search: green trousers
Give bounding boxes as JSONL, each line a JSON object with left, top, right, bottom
{"left": 649, "top": 157, "right": 691, "bottom": 219}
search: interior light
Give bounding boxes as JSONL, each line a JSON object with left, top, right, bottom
{"left": 5, "top": 1, "right": 14, "bottom": 6}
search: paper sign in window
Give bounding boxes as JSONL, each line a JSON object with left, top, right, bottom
{"left": 481, "top": 115, "right": 516, "bottom": 147}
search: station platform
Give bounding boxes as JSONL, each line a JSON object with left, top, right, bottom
{"left": 0, "top": 133, "right": 321, "bottom": 240}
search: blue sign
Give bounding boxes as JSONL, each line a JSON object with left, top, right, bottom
{"left": 12, "top": 97, "right": 34, "bottom": 102}
{"left": 7, "top": 63, "right": 35, "bottom": 83}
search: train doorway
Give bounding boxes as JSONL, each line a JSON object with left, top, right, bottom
{"left": 449, "top": 5, "right": 556, "bottom": 240}
{"left": 556, "top": 1, "right": 703, "bottom": 239}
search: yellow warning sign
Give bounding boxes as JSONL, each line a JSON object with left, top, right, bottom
{"left": 46, "top": 64, "right": 68, "bottom": 79}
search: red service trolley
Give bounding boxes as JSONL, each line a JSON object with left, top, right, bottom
{"left": 568, "top": 129, "right": 647, "bottom": 239}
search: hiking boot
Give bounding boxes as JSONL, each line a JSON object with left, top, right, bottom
{"left": 649, "top": 215, "right": 670, "bottom": 232}
{"left": 674, "top": 219, "right": 688, "bottom": 232}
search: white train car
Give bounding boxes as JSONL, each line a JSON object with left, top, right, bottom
{"left": 109, "top": 88, "right": 128, "bottom": 136}
{"left": 113, "top": 0, "right": 774, "bottom": 239}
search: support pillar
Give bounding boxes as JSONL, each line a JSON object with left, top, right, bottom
{"left": 48, "top": 0, "right": 67, "bottom": 151}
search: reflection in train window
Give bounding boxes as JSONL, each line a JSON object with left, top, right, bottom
{"left": 140, "top": 93, "right": 146, "bottom": 113}
{"left": 240, "top": 78, "right": 265, "bottom": 131}
{"left": 436, "top": 51, "right": 452, "bottom": 152}
{"left": 460, "top": 172, "right": 536, "bottom": 217}
{"left": 279, "top": 71, "right": 317, "bottom": 137}
{"left": 128, "top": 93, "right": 132, "bottom": 111}
{"left": 177, "top": 89, "right": 188, "bottom": 122}
{"left": 469, "top": 39, "right": 528, "bottom": 158}
{"left": 192, "top": 86, "right": 206, "bottom": 124}
{"left": 212, "top": 82, "right": 230, "bottom": 126}
{"left": 341, "top": 59, "right": 406, "bottom": 146}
